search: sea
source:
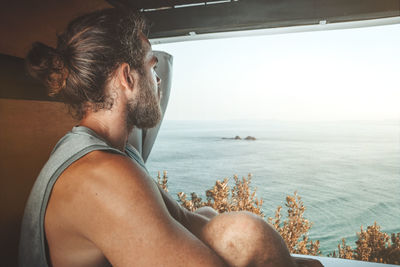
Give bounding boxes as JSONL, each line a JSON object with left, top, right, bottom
{"left": 145, "top": 120, "right": 400, "bottom": 255}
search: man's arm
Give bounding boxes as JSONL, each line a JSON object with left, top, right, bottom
{"left": 155, "top": 183, "right": 219, "bottom": 242}
{"left": 64, "top": 151, "right": 227, "bottom": 267}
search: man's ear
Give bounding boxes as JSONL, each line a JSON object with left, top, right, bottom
{"left": 118, "top": 63, "right": 138, "bottom": 93}
{"left": 123, "top": 65, "right": 133, "bottom": 87}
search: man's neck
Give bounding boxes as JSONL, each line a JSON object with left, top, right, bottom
{"left": 79, "top": 111, "right": 131, "bottom": 152}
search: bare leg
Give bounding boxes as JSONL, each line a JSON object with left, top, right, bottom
{"left": 201, "top": 211, "right": 296, "bottom": 267}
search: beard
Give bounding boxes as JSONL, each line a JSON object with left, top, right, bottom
{"left": 126, "top": 75, "right": 161, "bottom": 129}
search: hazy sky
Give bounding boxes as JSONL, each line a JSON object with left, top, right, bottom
{"left": 153, "top": 23, "right": 400, "bottom": 121}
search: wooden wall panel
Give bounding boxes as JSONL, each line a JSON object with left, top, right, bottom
{"left": 0, "top": 98, "right": 76, "bottom": 266}
{"left": 0, "top": 0, "right": 111, "bottom": 58}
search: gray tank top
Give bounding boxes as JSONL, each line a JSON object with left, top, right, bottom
{"left": 18, "top": 126, "right": 148, "bottom": 267}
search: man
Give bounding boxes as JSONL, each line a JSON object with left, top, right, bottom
{"left": 19, "top": 8, "right": 322, "bottom": 267}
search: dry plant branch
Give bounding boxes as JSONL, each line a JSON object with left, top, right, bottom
{"left": 331, "top": 222, "right": 400, "bottom": 264}
{"left": 267, "top": 191, "right": 320, "bottom": 256}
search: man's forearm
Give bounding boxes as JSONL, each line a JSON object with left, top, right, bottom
{"left": 181, "top": 209, "right": 213, "bottom": 243}
{"left": 156, "top": 183, "right": 214, "bottom": 241}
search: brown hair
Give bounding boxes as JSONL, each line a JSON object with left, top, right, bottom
{"left": 26, "top": 8, "right": 147, "bottom": 119}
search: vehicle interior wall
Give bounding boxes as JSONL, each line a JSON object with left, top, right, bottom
{"left": 0, "top": 97, "right": 75, "bottom": 266}
{"left": 0, "top": 51, "right": 77, "bottom": 267}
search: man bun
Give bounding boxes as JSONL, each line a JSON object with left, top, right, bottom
{"left": 26, "top": 42, "right": 69, "bottom": 97}
{"left": 24, "top": 9, "right": 146, "bottom": 120}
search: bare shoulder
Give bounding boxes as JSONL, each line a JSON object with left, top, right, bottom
{"left": 47, "top": 150, "right": 226, "bottom": 267}
{"left": 61, "top": 150, "right": 159, "bottom": 204}
{"left": 50, "top": 150, "right": 154, "bottom": 208}
{"left": 49, "top": 150, "right": 165, "bottom": 236}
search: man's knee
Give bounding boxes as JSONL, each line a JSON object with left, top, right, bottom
{"left": 203, "top": 211, "right": 277, "bottom": 248}
{"left": 202, "top": 211, "right": 294, "bottom": 267}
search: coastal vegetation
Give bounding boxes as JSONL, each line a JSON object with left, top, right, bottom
{"left": 330, "top": 223, "right": 400, "bottom": 264}
{"left": 157, "top": 171, "right": 400, "bottom": 265}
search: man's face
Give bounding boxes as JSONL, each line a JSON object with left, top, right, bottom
{"left": 126, "top": 38, "right": 162, "bottom": 129}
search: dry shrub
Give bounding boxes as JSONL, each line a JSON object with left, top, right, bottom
{"left": 204, "top": 178, "right": 231, "bottom": 213}
{"left": 157, "top": 171, "right": 168, "bottom": 192}
{"left": 330, "top": 239, "right": 354, "bottom": 259}
{"left": 175, "top": 174, "right": 264, "bottom": 216}
{"left": 267, "top": 192, "right": 320, "bottom": 256}
{"left": 331, "top": 222, "right": 400, "bottom": 264}
{"left": 230, "top": 175, "right": 264, "bottom": 214}
{"left": 177, "top": 192, "right": 205, "bottom": 211}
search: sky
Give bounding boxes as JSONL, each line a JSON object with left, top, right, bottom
{"left": 153, "top": 23, "right": 400, "bottom": 121}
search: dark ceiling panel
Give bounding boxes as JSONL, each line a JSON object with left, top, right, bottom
{"left": 139, "top": 0, "right": 400, "bottom": 38}
{"left": 106, "top": 0, "right": 233, "bottom": 10}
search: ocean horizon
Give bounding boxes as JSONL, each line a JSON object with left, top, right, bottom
{"left": 146, "top": 119, "right": 400, "bottom": 255}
